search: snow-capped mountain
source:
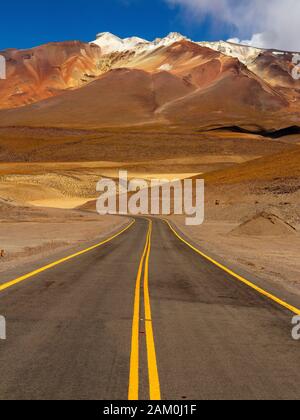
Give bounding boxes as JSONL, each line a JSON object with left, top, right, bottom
{"left": 152, "top": 32, "right": 189, "bottom": 48}
{"left": 92, "top": 31, "right": 262, "bottom": 65}
{"left": 197, "top": 41, "right": 262, "bottom": 65}
{"left": 91, "top": 32, "right": 300, "bottom": 67}
{"left": 91, "top": 32, "right": 188, "bottom": 55}
{"left": 92, "top": 32, "right": 149, "bottom": 54}
{"left": 1, "top": 31, "right": 299, "bottom": 118}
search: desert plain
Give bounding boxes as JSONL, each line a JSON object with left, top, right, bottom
{"left": 0, "top": 35, "right": 300, "bottom": 301}
{"left": 0, "top": 124, "right": 299, "bottom": 300}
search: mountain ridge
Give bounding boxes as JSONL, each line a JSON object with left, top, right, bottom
{"left": 0, "top": 33, "right": 299, "bottom": 130}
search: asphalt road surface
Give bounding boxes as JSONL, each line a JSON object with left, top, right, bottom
{"left": 0, "top": 217, "right": 300, "bottom": 400}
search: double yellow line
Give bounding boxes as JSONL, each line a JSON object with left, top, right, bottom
{"left": 0, "top": 216, "right": 161, "bottom": 399}
{"left": 128, "top": 219, "right": 161, "bottom": 401}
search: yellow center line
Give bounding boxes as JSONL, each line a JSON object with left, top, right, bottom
{"left": 143, "top": 220, "right": 161, "bottom": 401}
{"left": 0, "top": 220, "right": 135, "bottom": 293}
{"left": 128, "top": 219, "right": 161, "bottom": 401}
{"left": 165, "top": 219, "right": 300, "bottom": 316}
{"left": 128, "top": 222, "right": 151, "bottom": 401}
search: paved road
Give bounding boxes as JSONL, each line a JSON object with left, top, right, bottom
{"left": 0, "top": 217, "right": 300, "bottom": 400}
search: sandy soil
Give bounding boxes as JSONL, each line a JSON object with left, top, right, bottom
{"left": 0, "top": 130, "right": 294, "bottom": 209}
{"left": 0, "top": 126, "right": 299, "bottom": 298}
{"left": 171, "top": 182, "right": 300, "bottom": 296}
{"left": 169, "top": 149, "right": 300, "bottom": 295}
{"left": 171, "top": 216, "right": 300, "bottom": 296}
{"left": 0, "top": 201, "right": 128, "bottom": 274}
{"left": 28, "top": 198, "right": 92, "bottom": 209}
{"left": 0, "top": 127, "right": 292, "bottom": 164}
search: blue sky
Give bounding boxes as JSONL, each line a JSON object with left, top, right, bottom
{"left": 0, "top": 0, "right": 234, "bottom": 50}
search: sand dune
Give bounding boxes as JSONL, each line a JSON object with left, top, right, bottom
{"left": 230, "top": 212, "right": 297, "bottom": 237}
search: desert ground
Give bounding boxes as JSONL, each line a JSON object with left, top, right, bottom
{"left": 172, "top": 188, "right": 300, "bottom": 296}
{"left": 0, "top": 126, "right": 299, "bottom": 297}
{"left": 171, "top": 143, "right": 300, "bottom": 295}
{"left": 0, "top": 198, "right": 127, "bottom": 276}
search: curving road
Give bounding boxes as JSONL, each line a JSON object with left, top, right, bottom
{"left": 0, "top": 217, "right": 300, "bottom": 400}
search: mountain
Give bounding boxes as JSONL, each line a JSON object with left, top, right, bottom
{"left": 92, "top": 32, "right": 149, "bottom": 54}
{"left": 0, "top": 41, "right": 102, "bottom": 109}
{"left": 197, "top": 41, "right": 262, "bottom": 66}
{"left": 91, "top": 31, "right": 187, "bottom": 54}
{"left": 0, "top": 66, "right": 196, "bottom": 128}
{"left": 249, "top": 50, "right": 300, "bottom": 89}
{"left": 0, "top": 32, "right": 299, "bottom": 131}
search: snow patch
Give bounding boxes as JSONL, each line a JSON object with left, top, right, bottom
{"left": 154, "top": 32, "right": 188, "bottom": 47}
{"left": 91, "top": 32, "right": 188, "bottom": 55}
{"left": 159, "top": 64, "right": 173, "bottom": 71}
{"left": 92, "top": 32, "right": 149, "bottom": 54}
{"left": 91, "top": 32, "right": 300, "bottom": 65}
{"left": 198, "top": 40, "right": 261, "bottom": 65}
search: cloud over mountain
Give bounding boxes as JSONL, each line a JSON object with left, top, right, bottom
{"left": 166, "top": 0, "right": 300, "bottom": 51}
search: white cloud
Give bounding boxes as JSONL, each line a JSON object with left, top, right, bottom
{"left": 166, "top": 0, "right": 300, "bottom": 51}
{"left": 227, "top": 34, "right": 266, "bottom": 49}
